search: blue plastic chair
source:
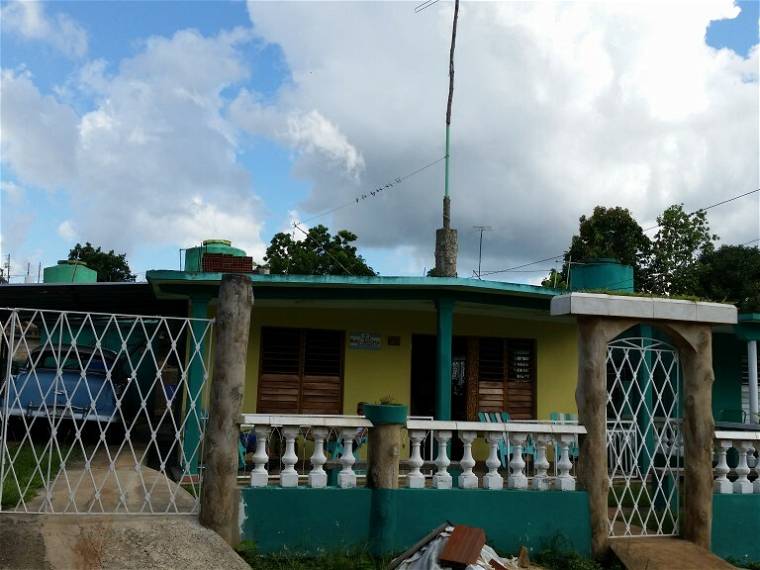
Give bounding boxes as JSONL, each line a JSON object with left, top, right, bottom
{"left": 478, "top": 411, "right": 511, "bottom": 467}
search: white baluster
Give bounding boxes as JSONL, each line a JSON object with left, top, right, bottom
{"left": 280, "top": 426, "right": 300, "bottom": 487}
{"left": 713, "top": 439, "right": 733, "bottom": 494}
{"left": 338, "top": 428, "right": 357, "bottom": 488}
{"left": 483, "top": 432, "right": 504, "bottom": 490}
{"left": 432, "top": 430, "right": 453, "bottom": 489}
{"left": 754, "top": 446, "right": 760, "bottom": 494}
{"left": 308, "top": 428, "right": 328, "bottom": 488}
{"left": 507, "top": 433, "right": 528, "bottom": 489}
{"left": 458, "top": 431, "right": 478, "bottom": 489}
{"left": 734, "top": 440, "right": 753, "bottom": 494}
{"left": 249, "top": 426, "right": 271, "bottom": 487}
{"left": 555, "top": 435, "right": 576, "bottom": 491}
{"left": 407, "top": 430, "right": 426, "bottom": 489}
{"left": 532, "top": 435, "right": 551, "bottom": 491}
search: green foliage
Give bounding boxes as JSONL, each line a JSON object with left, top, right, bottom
{"left": 694, "top": 244, "right": 760, "bottom": 312}
{"left": 68, "top": 242, "right": 136, "bottom": 282}
{"left": 236, "top": 546, "right": 385, "bottom": 570}
{"left": 542, "top": 207, "right": 650, "bottom": 290}
{"left": 264, "top": 225, "right": 375, "bottom": 276}
{"left": 643, "top": 205, "right": 717, "bottom": 295}
{"left": 377, "top": 395, "right": 399, "bottom": 405}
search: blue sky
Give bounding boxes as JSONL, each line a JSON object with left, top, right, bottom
{"left": 1, "top": 1, "right": 758, "bottom": 282}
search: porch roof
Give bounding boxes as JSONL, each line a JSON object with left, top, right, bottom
{"left": 146, "top": 270, "right": 562, "bottom": 312}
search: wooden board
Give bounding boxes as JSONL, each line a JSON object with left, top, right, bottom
{"left": 439, "top": 525, "right": 486, "bottom": 568}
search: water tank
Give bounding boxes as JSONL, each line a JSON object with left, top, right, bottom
{"left": 569, "top": 258, "right": 634, "bottom": 292}
{"left": 43, "top": 260, "right": 98, "bottom": 284}
{"left": 184, "top": 239, "right": 247, "bottom": 272}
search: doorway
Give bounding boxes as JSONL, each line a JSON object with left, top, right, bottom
{"left": 410, "top": 334, "right": 468, "bottom": 420}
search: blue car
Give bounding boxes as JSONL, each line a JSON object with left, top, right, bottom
{"left": 1, "top": 347, "right": 128, "bottom": 423}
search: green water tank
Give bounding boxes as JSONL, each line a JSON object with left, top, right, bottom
{"left": 184, "top": 239, "right": 247, "bottom": 272}
{"left": 569, "top": 258, "right": 634, "bottom": 292}
{"left": 43, "top": 260, "right": 98, "bottom": 284}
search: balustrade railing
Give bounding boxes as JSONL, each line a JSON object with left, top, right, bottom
{"left": 713, "top": 430, "right": 760, "bottom": 495}
{"left": 239, "top": 414, "right": 586, "bottom": 491}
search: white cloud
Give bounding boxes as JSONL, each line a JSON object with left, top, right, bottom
{"left": 1, "top": 29, "right": 268, "bottom": 260}
{"left": 230, "top": 92, "right": 365, "bottom": 178}
{"left": 1, "top": 1, "right": 87, "bottom": 58}
{"left": 241, "top": 0, "right": 759, "bottom": 277}
{"left": 57, "top": 220, "right": 77, "bottom": 241}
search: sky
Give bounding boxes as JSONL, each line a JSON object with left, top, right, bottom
{"left": 1, "top": 0, "right": 758, "bottom": 283}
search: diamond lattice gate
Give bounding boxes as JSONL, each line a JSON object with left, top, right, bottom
{"left": 606, "top": 336, "right": 682, "bottom": 537}
{"left": 0, "top": 308, "right": 213, "bottom": 514}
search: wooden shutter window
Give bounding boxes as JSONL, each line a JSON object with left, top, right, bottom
{"left": 478, "top": 338, "right": 505, "bottom": 413}
{"left": 505, "top": 339, "right": 536, "bottom": 420}
{"left": 258, "top": 327, "right": 344, "bottom": 415}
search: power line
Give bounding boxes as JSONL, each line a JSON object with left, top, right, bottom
{"left": 480, "top": 187, "right": 760, "bottom": 278}
{"left": 414, "top": 0, "right": 440, "bottom": 13}
{"left": 297, "top": 155, "right": 446, "bottom": 226}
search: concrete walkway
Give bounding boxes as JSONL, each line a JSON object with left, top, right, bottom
{"left": 0, "top": 515, "right": 250, "bottom": 570}
{"left": 610, "top": 538, "right": 737, "bottom": 570}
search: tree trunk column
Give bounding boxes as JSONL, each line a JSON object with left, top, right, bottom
{"left": 367, "top": 421, "right": 403, "bottom": 557}
{"left": 576, "top": 317, "right": 610, "bottom": 559}
{"left": 680, "top": 324, "right": 715, "bottom": 549}
{"left": 199, "top": 274, "right": 253, "bottom": 546}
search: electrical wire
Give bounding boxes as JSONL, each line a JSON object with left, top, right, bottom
{"left": 297, "top": 155, "right": 446, "bottom": 226}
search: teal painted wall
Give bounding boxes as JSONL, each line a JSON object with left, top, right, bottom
{"left": 712, "top": 333, "right": 743, "bottom": 420}
{"left": 240, "top": 488, "right": 591, "bottom": 557}
{"left": 712, "top": 494, "right": 760, "bottom": 564}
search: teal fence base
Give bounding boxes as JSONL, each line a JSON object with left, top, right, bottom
{"left": 712, "top": 493, "right": 760, "bottom": 564}
{"left": 240, "top": 487, "right": 591, "bottom": 557}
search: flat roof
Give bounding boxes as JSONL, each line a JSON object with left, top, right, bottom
{"left": 551, "top": 292, "right": 737, "bottom": 325}
{"left": 145, "top": 270, "right": 559, "bottom": 297}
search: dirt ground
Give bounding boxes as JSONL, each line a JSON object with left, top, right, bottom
{"left": 0, "top": 514, "right": 250, "bottom": 570}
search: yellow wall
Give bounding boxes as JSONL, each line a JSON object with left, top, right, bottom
{"left": 243, "top": 307, "right": 433, "bottom": 414}
{"left": 241, "top": 305, "right": 578, "bottom": 419}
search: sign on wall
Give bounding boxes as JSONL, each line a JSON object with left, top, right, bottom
{"left": 349, "top": 332, "right": 382, "bottom": 350}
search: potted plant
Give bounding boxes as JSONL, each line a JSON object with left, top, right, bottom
{"left": 363, "top": 395, "right": 408, "bottom": 425}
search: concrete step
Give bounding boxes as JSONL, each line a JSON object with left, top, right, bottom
{"left": 610, "top": 538, "right": 737, "bottom": 570}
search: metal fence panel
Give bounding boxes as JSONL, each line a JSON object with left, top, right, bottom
{"left": 0, "top": 308, "right": 213, "bottom": 514}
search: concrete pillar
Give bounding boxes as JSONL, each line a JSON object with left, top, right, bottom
{"left": 748, "top": 340, "right": 758, "bottom": 423}
{"left": 199, "top": 275, "right": 253, "bottom": 545}
{"left": 435, "top": 298, "right": 455, "bottom": 420}
{"left": 678, "top": 324, "right": 715, "bottom": 549}
{"left": 182, "top": 294, "right": 212, "bottom": 477}
{"left": 575, "top": 317, "right": 611, "bottom": 558}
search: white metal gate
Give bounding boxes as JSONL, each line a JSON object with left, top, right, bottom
{"left": 0, "top": 308, "right": 213, "bottom": 514}
{"left": 606, "top": 336, "right": 682, "bottom": 537}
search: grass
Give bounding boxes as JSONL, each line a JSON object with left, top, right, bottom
{"left": 235, "top": 543, "right": 388, "bottom": 570}
{"left": 1, "top": 443, "right": 63, "bottom": 508}
{"left": 535, "top": 537, "right": 624, "bottom": 570}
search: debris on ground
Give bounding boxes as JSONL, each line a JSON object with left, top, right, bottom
{"left": 391, "top": 524, "right": 538, "bottom": 570}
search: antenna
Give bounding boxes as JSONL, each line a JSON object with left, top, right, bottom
{"left": 473, "top": 225, "right": 492, "bottom": 279}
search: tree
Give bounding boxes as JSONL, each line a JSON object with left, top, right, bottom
{"left": 68, "top": 242, "right": 136, "bottom": 282}
{"left": 264, "top": 225, "right": 375, "bottom": 276}
{"left": 643, "top": 205, "right": 717, "bottom": 295}
{"left": 542, "top": 206, "right": 651, "bottom": 289}
{"left": 694, "top": 245, "right": 760, "bottom": 312}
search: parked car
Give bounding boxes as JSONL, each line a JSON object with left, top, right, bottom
{"left": 0, "top": 347, "right": 129, "bottom": 423}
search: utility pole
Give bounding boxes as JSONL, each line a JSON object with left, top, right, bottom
{"left": 473, "top": 225, "right": 492, "bottom": 279}
{"left": 431, "top": 0, "right": 460, "bottom": 277}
